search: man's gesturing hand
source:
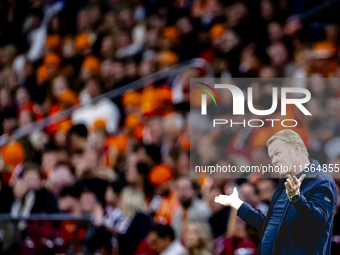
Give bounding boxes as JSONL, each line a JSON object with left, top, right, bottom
{"left": 214, "top": 187, "right": 243, "bottom": 210}
{"left": 285, "top": 174, "right": 306, "bottom": 197}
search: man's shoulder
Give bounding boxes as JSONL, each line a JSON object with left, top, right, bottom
{"left": 303, "top": 173, "right": 338, "bottom": 205}
{"left": 304, "top": 171, "right": 336, "bottom": 191}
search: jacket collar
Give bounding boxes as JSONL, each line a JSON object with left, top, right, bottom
{"left": 296, "top": 159, "right": 320, "bottom": 179}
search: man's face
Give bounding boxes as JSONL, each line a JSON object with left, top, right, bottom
{"left": 177, "top": 179, "right": 194, "bottom": 208}
{"left": 41, "top": 151, "right": 57, "bottom": 173}
{"left": 80, "top": 192, "right": 97, "bottom": 213}
{"left": 49, "top": 166, "right": 75, "bottom": 195}
{"left": 59, "top": 196, "right": 78, "bottom": 214}
{"left": 147, "top": 232, "right": 171, "bottom": 253}
{"left": 268, "top": 43, "right": 288, "bottom": 66}
{"left": 105, "top": 187, "right": 118, "bottom": 206}
{"left": 147, "top": 118, "right": 163, "bottom": 145}
{"left": 2, "top": 117, "right": 17, "bottom": 133}
{"left": 125, "top": 153, "right": 139, "bottom": 184}
{"left": 268, "top": 139, "right": 297, "bottom": 177}
{"left": 70, "top": 134, "right": 84, "bottom": 150}
{"left": 23, "top": 170, "right": 41, "bottom": 191}
{"left": 86, "top": 79, "right": 101, "bottom": 99}
{"left": 13, "top": 179, "right": 27, "bottom": 198}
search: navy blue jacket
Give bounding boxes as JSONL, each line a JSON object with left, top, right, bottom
{"left": 237, "top": 160, "right": 338, "bottom": 255}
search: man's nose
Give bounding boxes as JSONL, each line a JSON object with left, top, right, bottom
{"left": 272, "top": 157, "right": 278, "bottom": 164}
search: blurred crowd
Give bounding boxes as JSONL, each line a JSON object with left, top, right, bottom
{"left": 1, "top": 0, "right": 340, "bottom": 254}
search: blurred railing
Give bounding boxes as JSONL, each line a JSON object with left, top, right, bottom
{"left": 0, "top": 58, "right": 213, "bottom": 146}
{"left": 0, "top": 214, "right": 93, "bottom": 255}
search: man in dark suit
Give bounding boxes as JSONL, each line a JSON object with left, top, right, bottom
{"left": 215, "top": 129, "right": 338, "bottom": 255}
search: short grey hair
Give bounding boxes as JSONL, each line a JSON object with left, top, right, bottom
{"left": 267, "top": 129, "right": 309, "bottom": 157}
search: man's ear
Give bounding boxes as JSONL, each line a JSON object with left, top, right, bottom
{"left": 295, "top": 144, "right": 300, "bottom": 156}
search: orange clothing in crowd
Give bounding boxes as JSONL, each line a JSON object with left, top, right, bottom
{"left": 46, "top": 104, "right": 61, "bottom": 134}
{"left": 81, "top": 56, "right": 100, "bottom": 75}
{"left": 106, "top": 134, "right": 129, "bottom": 154}
{"left": 181, "top": 134, "right": 191, "bottom": 150}
{"left": 59, "top": 89, "right": 80, "bottom": 107}
{"left": 61, "top": 221, "right": 86, "bottom": 241}
{"left": 95, "top": 133, "right": 129, "bottom": 167}
{"left": 209, "top": 23, "right": 226, "bottom": 38}
{"left": 99, "top": 144, "right": 118, "bottom": 168}
{"left": 58, "top": 119, "right": 73, "bottom": 132}
{"left": 44, "top": 89, "right": 79, "bottom": 134}
{"left": 124, "top": 114, "right": 140, "bottom": 131}
{"left": 158, "top": 51, "right": 179, "bottom": 66}
{"left": 46, "top": 104, "right": 73, "bottom": 134}
{"left": 1, "top": 142, "right": 25, "bottom": 168}
{"left": 140, "top": 85, "right": 174, "bottom": 116}
{"left": 122, "top": 90, "right": 141, "bottom": 107}
{"left": 36, "top": 64, "right": 51, "bottom": 83}
{"left": 75, "top": 33, "right": 94, "bottom": 53}
{"left": 141, "top": 86, "right": 162, "bottom": 116}
{"left": 45, "top": 35, "right": 61, "bottom": 51}
{"left": 153, "top": 191, "right": 180, "bottom": 225}
{"left": 149, "top": 164, "right": 174, "bottom": 186}
{"left": 163, "top": 26, "right": 179, "bottom": 42}
{"left": 192, "top": 0, "right": 217, "bottom": 17}
{"left": 133, "top": 123, "right": 144, "bottom": 140}
{"left": 122, "top": 85, "right": 173, "bottom": 117}
{"left": 18, "top": 101, "right": 43, "bottom": 120}
{"left": 44, "top": 53, "right": 61, "bottom": 68}
{"left": 149, "top": 164, "right": 178, "bottom": 224}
